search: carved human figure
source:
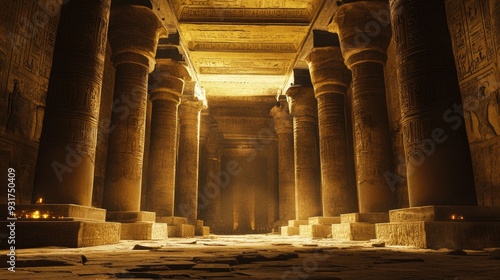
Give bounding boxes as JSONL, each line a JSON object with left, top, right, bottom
{"left": 7, "top": 79, "right": 33, "bottom": 137}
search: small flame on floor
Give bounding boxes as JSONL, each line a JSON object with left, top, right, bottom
{"left": 450, "top": 214, "right": 464, "bottom": 220}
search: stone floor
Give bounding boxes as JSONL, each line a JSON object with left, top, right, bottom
{"left": 1, "top": 234, "right": 499, "bottom": 279}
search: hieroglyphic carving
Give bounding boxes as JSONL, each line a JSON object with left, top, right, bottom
{"left": 2, "top": 0, "right": 60, "bottom": 140}
{"left": 179, "top": 8, "right": 309, "bottom": 22}
{"left": 188, "top": 42, "right": 296, "bottom": 52}
{"left": 446, "top": 0, "right": 500, "bottom": 141}
{"left": 446, "top": 0, "right": 495, "bottom": 81}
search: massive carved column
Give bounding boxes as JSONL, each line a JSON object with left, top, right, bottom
{"left": 270, "top": 98, "right": 296, "bottom": 224}
{"left": 175, "top": 84, "right": 204, "bottom": 224}
{"left": 331, "top": 1, "right": 393, "bottom": 213}
{"left": 102, "top": 5, "right": 163, "bottom": 212}
{"left": 32, "top": 0, "right": 111, "bottom": 206}
{"left": 286, "top": 85, "right": 322, "bottom": 220}
{"left": 200, "top": 122, "right": 222, "bottom": 229}
{"left": 306, "top": 41, "right": 357, "bottom": 217}
{"left": 145, "top": 58, "right": 190, "bottom": 217}
{"left": 390, "top": 0, "right": 476, "bottom": 206}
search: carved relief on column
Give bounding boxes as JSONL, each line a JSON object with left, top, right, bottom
{"left": 146, "top": 59, "right": 190, "bottom": 217}
{"left": 102, "top": 5, "right": 164, "bottom": 211}
{"left": 330, "top": 1, "right": 393, "bottom": 213}
{"left": 493, "top": 0, "right": 500, "bottom": 74}
{"left": 286, "top": 85, "right": 322, "bottom": 220}
{"left": 175, "top": 88, "right": 205, "bottom": 224}
{"left": 306, "top": 44, "right": 357, "bottom": 217}
{"left": 32, "top": 0, "right": 111, "bottom": 206}
{"left": 270, "top": 97, "right": 295, "bottom": 224}
{"left": 390, "top": 0, "right": 477, "bottom": 206}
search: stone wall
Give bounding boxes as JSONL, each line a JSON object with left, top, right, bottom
{"left": 445, "top": 0, "right": 500, "bottom": 206}
{"left": 0, "top": 0, "right": 61, "bottom": 204}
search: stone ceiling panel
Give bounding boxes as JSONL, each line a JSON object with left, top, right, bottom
{"left": 170, "top": 0, "right": 319, "bottom": 23}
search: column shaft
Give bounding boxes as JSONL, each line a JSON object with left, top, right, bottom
{"left": 270, "top": 103, "right": 295, "bottom": 223}
{"left": 287, "top": 86, "right": 322, "bottom": 220}
{"left": 145, "top": 59, "right": 188, "bottom": 217}
{"left": 146, "top": 99, "right": 179, "bottom": 216}
{"left": 390, "top": 0, "right": 477, "bottom": 206}
{"left": 102, "top": 5, "right": 163, "bottom": 211}
{"left": 350, "top": 61, "right": 393, "bottom": 212}
{"left": 175, "top": 98, "right": 203, "bottom": 224}
{"left": 307, "top": 46, "right": 357, "bottom": 216}
{"left": 32, "top": 0, "right": 111, "bottom": 206}
{"left": 332, "top": 1, "right": 394, "bottom": 213}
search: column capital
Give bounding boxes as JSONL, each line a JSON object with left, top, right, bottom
{"left": 270, "top": 105, "right": 293, "bottom": 134}
{"left": 149, "top": 59, "right": 190, "bottom": 103}
{"left": 306, "top": 46, "right": 351, "bottom": 97}
{"left": 179, "top": 95, "right": 204, "bottom": 123}
{"left": 329, "top": 0, "right": 392, "bottom": 68}
{"left": 108, "top": 5, "right": 165, "bottom": 72}
{"left": 285, "top": 86, "right": 317, "bottom": 120}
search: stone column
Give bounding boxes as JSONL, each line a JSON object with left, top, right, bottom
{"left": 32, "top": 0, "right": 111, "bottom": 206}
{"left": 175, "top": 86, "right": 204, "bottom": 224}
{"left": 270, "top": 98, "right": 296, "bottom": 224}
{"left": 197, "top": 110, "right": 211, "bottom": 219}
{"left": 200, "top": 122, "right": 222, "bottom": 229}
{"left": 306, "top": 43, "right": 358, "bottom": 217}
{"left": 145, "top": 59, "right": 190, "bottom": 217}
{"left": 102, "top": 5, "right": 163, "bottom": 212}
{"left": 331, "top": 1, "right": 393, "bottom": 213}
{"left": 390, "top": 0, "right": 477, "bottom": 206}
{"left": 286, "top": 85, "right": 322, "bottom": 220}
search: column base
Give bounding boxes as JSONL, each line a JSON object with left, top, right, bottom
{"left": 281, "top": 220, "right": 308, "bottom": 236}
{"left": 195, "top": 220, "right": 210, "bottom": 236}
{"left": 299, "top": 216, "right": 341, "bottom": 238}
{"left": 156, "top": 216, "right": 195, "bottom": 237}
{"left": 376, "top": 206, "right": 500, "bottom": 249}
{"left": 0, "top": 220, "right": 120, "bottom": 248}
{"left": 106, "top": 211, "right": 167, "bottom": 240}
{"left": 120, "top": 222, "right": 168, "bottom": 240}
{"left": 331, "top": 212, "right": 389, "bottom": 241}
{"left": 106, "top": 211, "right": 156, "bottom": 222}
{"left": 0, "top": 204, "right": 120, "bottom": 248}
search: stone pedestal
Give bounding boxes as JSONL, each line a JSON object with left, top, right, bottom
{"left": 376, "top": 206, "right": 500, "bottom": 249}
{"left": 389, "top": 0, "right": 477, "bottom": 207}
{"left": 146, "top": 59, "right": 190, "bottom": 218}
{"left": 103, "top": 5, "right": 164, "bottom": 212}
{"left": 32, "top": 0, "right": 111, "bottom": 206}
{"left": 299, "top": 216, "right": 340, "bottom": 238}
{"left": 157, "top": 216, "right": 195, "bottom": 238}
{"left": 281, "top": 220, "right": 308, "bottom": 236}
{"left": 175, "top": 88, "right": 204, "bottom": 225}
{"left": 332, "top": 212, "right": 389, "bottom": 241}
{"left": 106, "top": 210, "right": 168, "bottom": 240}
{"left": 1, "top": 204, "right": 120, "bottom": 248}
{"left": 331, "top": 1, "right": 393, "bottom": 213}
{"left": 195, "top": 220, "right": 211, "bottom": 237}
{"left": 270, "top": 97, "right": 295, "bottom": 225}
{"left": 306, "top": 39, "right": 357, "bottom": 217}
{"left": 286, "top": 85, "right": 322, "bottom": 220}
